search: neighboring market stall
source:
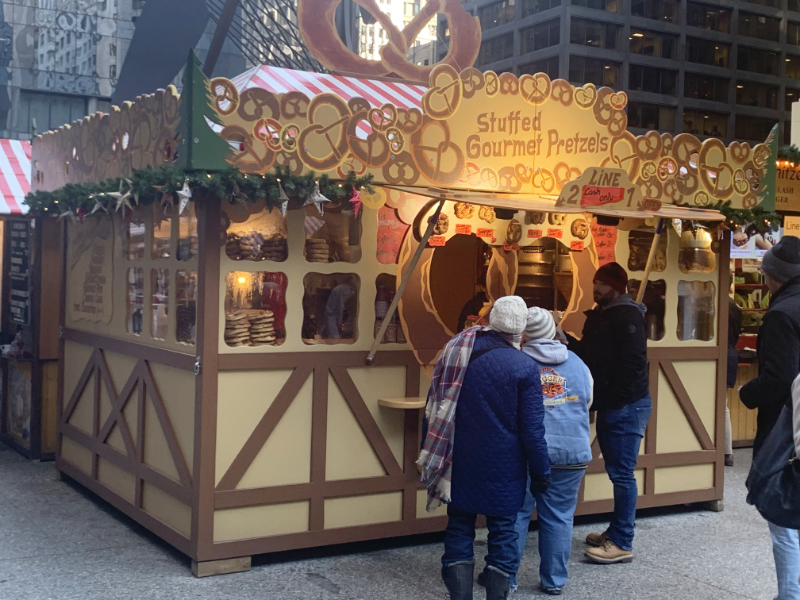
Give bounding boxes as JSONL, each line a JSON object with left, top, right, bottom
{"left": 27, "top": 5, "right": 778, "bottom": 575}
{"left": 0, "top": 139, "right": 60, "bottom": 460}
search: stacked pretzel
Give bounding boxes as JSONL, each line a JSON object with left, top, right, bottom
{"left": 226, "top": 232, "right": 287, "bottom": 262}
{"left": 305, "top": 238, "right": 330, "bottom": 263}
{"left": 224, "top": 310, "right": 279, "bottom": 347}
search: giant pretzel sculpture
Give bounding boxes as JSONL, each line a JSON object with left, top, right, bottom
{"left": 296, "top": 0, "right": 480, "bottom": 81}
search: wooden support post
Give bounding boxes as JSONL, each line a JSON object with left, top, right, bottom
{"left": 191, "top": 556, "right": 251, "bottom": 578}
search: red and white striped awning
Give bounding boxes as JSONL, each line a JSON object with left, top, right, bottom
{"left": 0, "top": 139, "right": 31, "bottom": 215}
{"left": 230, "top": 66, "right": 425, "bottom": 140}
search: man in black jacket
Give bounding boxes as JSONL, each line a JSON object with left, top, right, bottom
{"left": 740, "top": 236, "right": 800, "bottom": 600}
{"left": 564, "top": 262, "right": 651, "bottom": 565}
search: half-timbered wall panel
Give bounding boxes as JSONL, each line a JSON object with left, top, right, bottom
{"left": 214, "top": 502, "right": 311, "bottom": 542}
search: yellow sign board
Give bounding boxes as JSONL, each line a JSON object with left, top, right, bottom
{"left": 776, "top": 167, "right": 800, "bottom": 212}
{"left": 784, "top": 215, "right": 800, "bottom": 237}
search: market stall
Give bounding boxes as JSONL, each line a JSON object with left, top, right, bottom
{"left": 27, "top": 7, "right": 778, "bottom": 575}
{"left": 0, "top": 139, "right": 60, "bottom": 460}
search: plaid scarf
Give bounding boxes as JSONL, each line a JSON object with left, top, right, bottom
{"left": 417, "top": 326, "right": 520, "bottom": 511}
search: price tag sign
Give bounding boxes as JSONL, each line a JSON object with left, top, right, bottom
{"left": 527, "top": 229, "right": 542, "bottom": 239}
{"left": 547, "top": 228, "right": 563, "bottom": 239}
{"left": 428, "top": 235, "right": 446, "bottom": 247}
{"left": 570, "top": 240, "right": 585, "bottom": 251}
{"left": 455, "top": 223, "right": 472, "bottom": 235}
{"left": 503, "top": 242, "right": 520, "bottom": 251}
{"left": 476, "top": 228, "right": 494, "bottom": 238}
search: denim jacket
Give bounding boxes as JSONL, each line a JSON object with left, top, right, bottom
{"left": 522, "top": 339, "right": 593, "bottom": 467}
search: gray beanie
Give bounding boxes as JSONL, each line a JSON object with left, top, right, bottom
{"left": 762, "top": 236, "right": 800, "bottom": 283}
{"left": 525, "top": 307, "right": 557, "bottom": 340}
{"left": 488, "top": 296, "right": 528, "bottom": 334}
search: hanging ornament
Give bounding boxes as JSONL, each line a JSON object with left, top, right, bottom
{"left": 231, "top": 182, "right": 249, "bottom": 208}
{"left": 152, "top": 185, "right": 174, "bottom": 212}
{"left": 672, "top": 219, "right": 682, "bottom": 237}
{"left": 349, "top": 188, "right": 362, "bottom": 218}
{"left": 90, "top": 197, "right": 108, "bottom": 215}
{"left": 58, "top": 210, "right": 76, "bottom": 223}
{"left": 75, "top": 206, "right": 87, "bottom": 224}
{"left": 125, "top": 179, "right": 138, "bottom": 205}
{"left": 176, "top": 179, "right": 192, "bottom": 215}
{"left": 303, "top": 182, "right": 330, "bottom": 216}
{"left": 278, "top": 182, "right": 289, "bottom": 217}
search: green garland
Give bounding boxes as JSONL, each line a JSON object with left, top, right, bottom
{"left": 23, "top": 165, "right": 375, "bottom": 216}
{"left": 778, "top": 144, "right": 800, "bottom": 165}
{"left": 707, "top": 200, "right": 782, "bottom": 234}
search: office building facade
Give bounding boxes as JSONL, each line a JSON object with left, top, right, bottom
{"left": 444, "top": 0, "right": 800, "bottom": 144}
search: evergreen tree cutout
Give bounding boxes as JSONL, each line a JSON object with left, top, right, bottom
{"left": 173, "top": 49, "right": 232, "bottom": 171}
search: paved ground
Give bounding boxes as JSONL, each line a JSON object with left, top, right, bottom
{"left": 0, "top": 446, "right": 779, "bottom": 599}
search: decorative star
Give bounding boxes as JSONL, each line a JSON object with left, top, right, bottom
{"left": 125, "top": 179, "right": 137, "bottom": 204}
{"left": 278, "top": 182, "right": 289, "bottom": 217}
{"left": 303, "top": 182, "right": 330, "bottom": 216}
{"left": 176, "top": 180, "right": 192, "bottom": 215}
{"left": 108, "top": 179, "right": 133, "bottom": 215}
{"left": 231, "top": 182, "right": 249, "bottom": 208}
{"left": 349, "top": 188, "right": 362, "bottom": 218}
{"left": 58, "top": 210, "right": 76, "bottom": 223}
{"left": 90, "top": 198, "right": 108, "bottom": 215}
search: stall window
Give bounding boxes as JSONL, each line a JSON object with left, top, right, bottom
{"left": 628, "top": 229, "right": 667, "bottom": 272}
{"left": 374, "top": 273, "right": 405, "bottom": 343}
{"left": 627, "top": 279, "right": 666, "bottom": 340}
{"left": 225, "top": 206, "right": 287, "bottom": 262}
{"left": 176, "top": 270, "right": 197, "bottom": 345}
{"left": 178, "top": 203, "right": 198, "bottom": 261}
{"left": 677, "top": 280, "right": 716, "bottom": 341}
{"left": 152, "top": 205, "right": 172, "bottom": 260}
{"left": 150, "top": 269, "right": 169, "bottom": 340}
{"left": 302, "top": 273, "right": 359, "bottom": 345}
{"left": 126, "top": 267, "right": 144, "bottom": 335}
{"left": 679, "top": 227, "right": 716, "bottom": 273}
{"left": 126, "top": 217, "right": 145, "bottom": 260}
{"left": 224, "top": 271, "right": 287, "bottom": 347}
{"left": 304, "top": 205, "right": 361, "bottom": 264}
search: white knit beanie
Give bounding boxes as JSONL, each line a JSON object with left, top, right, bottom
{"left": 525, "top": 307, "right": 556, "bottom": 340}
{"left": 488, "top": 296, "right": 528, "bottom": 335}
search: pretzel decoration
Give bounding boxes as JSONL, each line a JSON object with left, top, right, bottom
{"left": 296, "top": 0, "right": 480, "bottom": 81}
{"left": 410, "top": 117, "right": 464, "bottom": 185}
{"left": 297, "top": 94, "right": 351, "bottom": 171}
{"left": 422, "top": 65, "right": 463, "bottom": 120}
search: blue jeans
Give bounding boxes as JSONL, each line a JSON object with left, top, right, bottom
{"left": 768, "top": 522, "right": 800, "bottom": 600}
{"left": 596, "top": 395, "right": 652, "bottom": 551}
{"left": 442, "top": 505, "right": 518, "bottom": 576}
{"left": 510, "top": 468, "right": 585, "bottom": 591}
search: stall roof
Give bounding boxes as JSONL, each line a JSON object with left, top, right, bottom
{"left": 230, "top": 64, "right": 426, "bottom": 110}
{"left": 0, "top": 139, "right": 30, "bottom": 215}
{"left": 386, "top": 185, "right": 726, "bottom": 222}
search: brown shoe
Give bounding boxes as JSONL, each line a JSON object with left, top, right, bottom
{"left": 585, "top": 530, "right": 608, "bottom": 547}
{"left": 585, "top": 539, "right": 634, "bottom": 564}
{"left": 725, "top": 454, "right": 734, "bottom": 467}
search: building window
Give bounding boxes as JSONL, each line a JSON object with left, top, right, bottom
{"left": 736, "top": 81, "right": 779, "bottom": 110}
{"left": 478, "top": 0, "right": 516, "bottom": 31}
{"left": 522, "top": 0, "right": 560, "bottom": 16}
{"left": 571, "top": 0, "right": 621, "bottom": 12}
{"left": 737, "top": 46, "right": 779, "bottom": 76}
{"left": 16, "top": 91, "right": 88, "bottom": 134}
{"left": 738, "top": 12, "right": 780, "bottom": 42}
{"left": 629, "top": 28, "right": 677, "bottom": 59}
{"left": 684, "top": 73, "right": 729, "bottom": 102}
{"left": 790, "top": 22, "right": 800, "bottom": 46}
{"left": 569, "top": 56, "right": 621, "bottom": 88}
{"left": 686, "top": 2, "right": 731, "bottom": 32}
{"left": 627, "top": 101, "right": 675, "bottom": 131}
{"left": 628, "top": 64, "right": 677, "bottom": 95}
{"left": 792, "top": 0, "right": 800, "bottom": 11}
{"left": 786, "top": 88, "right": 800, "bottom": 111}
{"left": 521, "top": 19, "right": 560, "bottom": 53}
{"left": 682, "top": 110, "right": 727, "bottom": 137}
{"left": 747, "top": 0, "right": 779, "bottom": 7}
{"left": 686, "top": 38, "right": 730, "bottom": 68}
{"left": 478, "top": 34, "right": 514, "bottom": 66}
{"left": 630, "top": 0, "right": 678, "bottom": 23}
{"left": 519, "top": 55, "right": 559, "bottom": 79}
{"left": 735, "top": 115, "right": 778, "bottom": 142}
{"left": 570, "top": 18, "right": 620, "bottom": 50}
{"left": 787, "top": 55, "right": 800, "bottom": 80}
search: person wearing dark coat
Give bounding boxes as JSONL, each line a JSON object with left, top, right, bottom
{"left": 739, "top": 236, "right": 800, "bottom": 600}
{"left": 441, "top": 296, "right": 551, "bottom": 600}
{"left": 725, "top": 297, "right": 742, "bottom": 466}
{"left": 563, "top": 262, "right": 651, "bottom": 565}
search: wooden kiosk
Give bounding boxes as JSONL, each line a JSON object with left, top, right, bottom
{"left": 0, "top": 139, "right": 61, "bottom": 460}
{"left": 29, "top": 6, "right": 777, "bottom": 576}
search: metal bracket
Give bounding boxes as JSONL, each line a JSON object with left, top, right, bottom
{"left": 59, "top": 326, "right": 63, "bottom": 339}
{"left": 194, "top": 356, "right": 201, "bottom": 376}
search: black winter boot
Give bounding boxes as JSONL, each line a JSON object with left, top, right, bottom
{"left": 484, "top": 566, "right": 510, "bottom": 600}
{"left": 442, "top": 562, "right": 474, "bottom": 600}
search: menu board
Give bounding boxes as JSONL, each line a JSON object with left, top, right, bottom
{"left": 9, "top": 220, "right": 30, "bottom": 326}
